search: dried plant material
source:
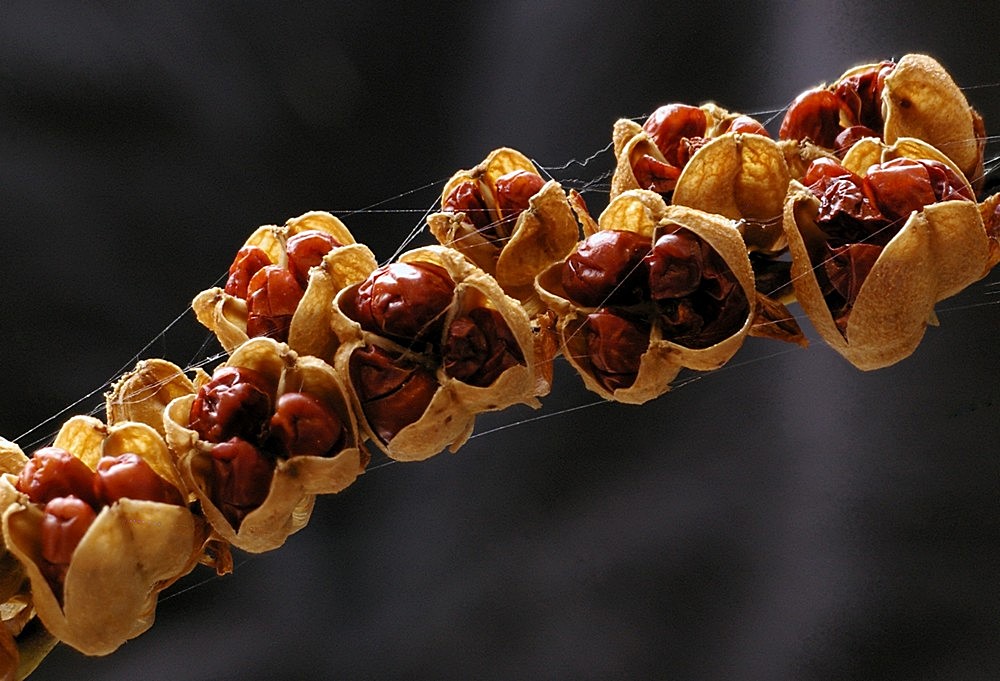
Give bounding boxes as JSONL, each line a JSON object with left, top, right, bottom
{"left": 0, "top": 446, "right": 53, "bottom": 681}
{"left": 535, "top": 191, "right": 758, "bottom": 404}
{"left": 193, "top": 211, "right": 377, "bottom": 358}
{"left": 882, "top": 54, "right": 985, "bottom": 191}
{"left": 428, "top": 148, "right": 581, "bottom": 315}
{"left": 779, "top": 54, "right": 985, "bottom": 191}
{"left": 610, "top": 103, "right": 796, "bottom": 283}
{"left": 332, "top": 245, "right": 544, "bottom": 461}
{"left": 106, "top": 359, "right": 200, "bottom": 438}
{"left": 0, "top": 441, "right": 27, "bottom": 482}
{"left": 0, "top": 417, "right": 206, "bottom": 657}
{"left": 978, "top": 191, "right": 1000, "bottom": 270}
{"left": 163, "top": 338, "right": 368, "bottom": 553}
{"left": 610, "top": 103, "right": 772, "bottom": 199}
{"left": 0, "top": 580, "right": 57, "bottom": 681}
{"left": 782, "top": 137, "right": 990, "bottom": 370}
{"left": 673, "top": 132, "right": 791, "bottom": 254}
{"left": 777, "top": 138, "right": 839, "bottom": 182}
{"left": 6, "top": 617, "right": 57, "bottom": 681}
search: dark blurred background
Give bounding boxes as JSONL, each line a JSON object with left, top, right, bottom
{"left": 3, "top": 2, "right": 999, "bottom": 680}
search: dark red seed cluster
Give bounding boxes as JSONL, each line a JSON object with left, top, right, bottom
{"left": 16, "top": 446, "right": 183, "bottom": 595}
{"left": 222, "top": 230, "right": 343, "bottom": 342}
{"left": 189, "top": 365, "right": 345, "bottom": 528}
{"left": 559, "top": 228, "right": 749, "bottom": 392}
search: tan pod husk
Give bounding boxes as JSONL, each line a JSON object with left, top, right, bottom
{"left": 0, "top": 440, "right": 27, "bottom": 483}
{"left": 192, "top": 211, "right": 377, "bottom": 357}
{"left": 783, "top": 54, "right": 984, "bottom": 191}
{"left": 777, "top": 138, "right": 839, "bottom": 182}
{"left": 0, "top": 417, "right": 205, "bottom": 657}
{"left": 612, "top": 108, "right": 794, "bottom": 258}
{"left": 334, "top": 337, "right": 478, "bottom": 462}
{"left": 672, "top": 132, "right": 791, "bottom": 254}
{"left": 536, "top": 191, "right": 757, "bottom": 404}
{"left": 332, "top": 245, "right": 544, "bottom": 461}
{"left": 978, "top": 192, "right": 1000, "bottom": 270}
{"left": 782, "top": 138, "right": 990, "bottom": 370}
{"left": 609, "top": 103, "right": 746, "bottom": 200}
{"left": 427, "top": 148, "right": 581, "bottom": 313}
{"left": 106, "top": 358, "right": 200, "bottom": 438}
{"left": 165, "top": 338, "right": 367, "bottom": 553}
{"left": 881, "top": 54, "right": 985, "bottom": 192}
{"left": 0, "top": 443, "right": 55, "bottom": 681}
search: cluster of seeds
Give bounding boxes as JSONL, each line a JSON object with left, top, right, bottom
{"left": 0, "top": 53, "right": 997, "bottom": 679}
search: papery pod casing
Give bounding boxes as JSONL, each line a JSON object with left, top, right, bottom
{"left": 782, "top": 137, "right": 990, "bottom": 370}
{"left": 780, "top": 54, "right": 984, "bottom": 192}
{"left": 672, "top": 132, "right": 791, "bottom": 255}
{"left": 610, "top": 103, "right": 737, "bottom": 200}
{"left": 192, "top": 211, "right": 378, "bottom": 358}
{"left": 535, "top": 190, "right": 757, "bottom": 404}
{"left": 164, "top": 337, "right": 367, "bottom": 552}
{"left": 0, "top": 417, "right": 205, "bottom": 657}
{"left": 611, "top": 103, "right": 800, "bottom": 291}
{"left": 427, "top": 147, "right": 582, "bottom": 316}
{"left": 106, "top": 358, "right": 202, "bottom": 438}
{"left": 332, "top": 336, "right": 478, "bottom": 462}
{"left": 0, "top": 562, "right": 57, "bottom": 681}
{"left": 978, "top": 191, "right": 1000, "bottom": 270}
{"left": 0, "top": 440, "right": 27, "bottom": 484}
{"left": 332, "top": 245, "right": 543, "bottom": 461}
{"left": 0, "top": 441, "right": 57, "bottom": 681}
{"left": 106, "top": 358, "right": 236, "bottom": 574}
{"left": 881, "top": 54, "right": 985, "bottom": 193}
{"left": 777, "top": 138, "right": 839, "bottom": 182}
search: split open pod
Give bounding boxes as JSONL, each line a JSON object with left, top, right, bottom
{"left": 779, "top": 53, "right": 984, "bottom": 192}
{"left": 427, "top": 147, "right": 583, "bottom": 315}
{"left": 611, "top": 103, "right": 776, "bottom": 201}
{"left": 332, "top": 245, "right": 544, "bottom": 461}
{"left": 610, "top": 105, "right": 810, "bottom": 340}
{"left": 978, "top": 191, "right": 1000, "bottom": 270}
{"left": 0, "top": 440, "right": 56, "bottom": 681}
{"left": 161, "top": 338, "right": 368, "bottom": 553}
{"left": 782, "top": 137, "right": 992, "bottom": 370}
{"left": 535, "top": 190, "right": 757, "bottom": 404}
{"left": 193, "top": 210, "right": 378, "bottom": 359}
{"left": 0, "top": 417, "right": 207, "bottom": 657}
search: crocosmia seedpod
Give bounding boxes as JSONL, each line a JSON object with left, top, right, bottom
{"left": 782, "top": 137, "right": 990, "bottom": 369}
{"left": 193, "top": 211, "right": 378, "bottom": 359}
{"left": 536, "top": 190, "right": 757, "bottom": 404}
{"left": 0, "top": 417, "right": 207, "bottom": 657}
{"left": 428, "top": 147, "right": 582, "bottom": 316}
{"left": 163, "top": 338, "right": 367, "bottom": 553}
{"left": 332, "top": 245, "right": 544, "bottom": 461}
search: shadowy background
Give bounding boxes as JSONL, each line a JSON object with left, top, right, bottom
{"left": 3, "top": 2, "right": 999, "bottom": 680}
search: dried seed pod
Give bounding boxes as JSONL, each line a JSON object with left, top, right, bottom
{"left": 0, "top": 417, "right": 206, "bottom": 657}
{"left": 610, "top": 103, "right": 771, "bottom": 200}
{"left": 106, "top": 358, "right": 201, "bottom": 437}
{"left": 0, "top": 440, "right": 57, "bottom": 681}
{"left": 882, "top": 54, "right": 985, "bottom": 193}
{"left": 779, "top": 54, "right": 984, "bottom": 192}
{"left": 672, "top": 131, "right": 792, "bottom": 255}
{"left": 193, "top": 211, "right": 377, "bottom": 358}
{"left": 333, "top": 245, "right": 543, "bottom": 461}
{"left": 611, "top": 101, "right": 799, "bottom": 314}
{"left": 782, "top": 137, "right": 990, "bottom": 370}
{"left": 978, "top": 191, "right": 1000, "bottom": 270}
{"left": 535, "top": 191, "right": 757, "bottom": 404}
{"left": 163, "top": 338, "right": 367, "bottom": 552}
{"left": 428, "top": 148, "right": 582, "bottom": 314}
